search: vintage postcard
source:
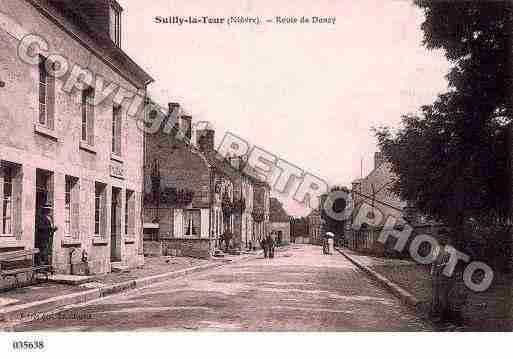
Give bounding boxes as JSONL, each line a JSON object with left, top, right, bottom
{"left": 0, "top": 0, "right": 511, "bottom": 356}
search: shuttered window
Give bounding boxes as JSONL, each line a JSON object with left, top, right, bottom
{"left": 1, "top": 166, "right": 13, "bottom": 235}
{"left": 112, "top": 105, "right": 122, "bottom": 155}
{"left": 125, "top": 190, "right": 135, "bottom": 237}
{"left": 65, "top": 176, "right": 79, "bottom": 239}
{"left": 38, "top": 56, "right": 55, "bottom": 129}
{"left": 0, "top": 162, "right": 22, "bottom": 238}
{"left": 110, "top": 5, "right": 121, "bottom": 46}
{"left": 94, "top": 183, "right": 106, "bottom": 236}
{"left": 81, "top": 87, "right": 95, "bottom": 145}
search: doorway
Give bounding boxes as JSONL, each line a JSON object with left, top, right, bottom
{"left": 35, "top": 169, "right": 54, "bottom": 265}
{"left": 111, "top": 187, "right": 121, "bottom": 262}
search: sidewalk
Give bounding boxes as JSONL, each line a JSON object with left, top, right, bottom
{"left": 0, "top": 251, "right": 262, "bottom": 325}
{"left": 338, "top": 247, "right": 513, "bottom": 331}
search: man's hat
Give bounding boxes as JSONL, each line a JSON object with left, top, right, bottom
{"left": 326, "top": 232, "right": 335, "bottom": 238}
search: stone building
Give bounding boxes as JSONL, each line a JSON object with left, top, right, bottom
{"left": 269, "top": 198, "right": 291, "bottom": 246}
{"left": 197, "top": 134, "right": 270, "bottom": 252}
{"left": 142, "top": 104, "right": 236, "bottom": 258}
{"left": 307, "top": 208, "right": 322, "bottom": 245}
{"left": 0, "top": 0, "right": 153, "bottom": 275}
{"left": 252, "top": 181, "right": 271, "bottom": 248}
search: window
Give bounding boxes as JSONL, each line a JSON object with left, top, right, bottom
{"left": 81, "top": 87, "right": 94, "bottom": 145}
{"left": 64, "top": 176, "right": 79, "bottom": 239}
{"left": 215, "top": 210, "right": 219, "bottom": 237}
{"left": 2, "top": 166, "right": 13, "bottom": 235}
{"left": 0, "top": 163, "right": 21, "bottom": 238}
{"left": 65, "top": 179, "right": 71, "bottom": 236}
{"left": 94, "top": 183, "right": 106, "bottom": 236}
{"left": 110, "top": 4, "right": 121, "bottom": 46}
{"left": 125, "top": 190, "right": 135, "bottom": 237}
{"left": 183, "top": 210, "right": 201, "bottom": 237}
{"left": 39, "top": 56, "right": 55, "bottom": 128}
{"left": 112, "top": 105, "right": 122, "bottom": 155}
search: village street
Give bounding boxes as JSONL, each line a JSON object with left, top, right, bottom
{"left": 11, "top": 245, "right": 430, "bottom": 331}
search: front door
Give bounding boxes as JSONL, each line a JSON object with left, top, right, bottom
{"left": 111, "top": 188, "right": 121, "bottom": 261}
{"left": 35, "top": 169, "right": 54, "bottom": 265}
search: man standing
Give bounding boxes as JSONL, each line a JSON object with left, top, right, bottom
{"left": 269, "top": 231, "right": 277, "bottom": 259}
{"left": 35, "top": 203, "right": 58, "bottom": 266}
{"left": 430, "top": 238, "right": 451, "bottom": 323}
{"left": 261, "top": 235, "right": 269, "bottom": 258}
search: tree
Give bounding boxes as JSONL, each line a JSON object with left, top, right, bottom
{"left": 374, "top": 2, "right": 512, "bottom": 255}
{"left": 321, "top": 186, "right": 350, "bottom": 240}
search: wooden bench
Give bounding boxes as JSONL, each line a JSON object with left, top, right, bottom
{"left": 0, "top": 249, "right": 53, "bottom": 288}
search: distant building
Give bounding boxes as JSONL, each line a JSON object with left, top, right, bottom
{"left": 0, "top": 0, "right": 153, "bottom": 276}
{"left": 197, "top": 131, "right": 270, "bottom": 252}
{"left": 269, "top": 198, "right": 291, "bottom": 246}
{"left": 307, "top": 208, "right": 322, "bottom": 245}
{"left": 142, "top": 103, "right": 235, "bottom": 258}
{"left": 348, "top": 152, "right": 444, "bottom": 256}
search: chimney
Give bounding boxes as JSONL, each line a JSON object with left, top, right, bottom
{"left": 168, "top": 102, "right": 180, "bottom": 114}
{"left": 197, "top": 128, "right": 215, "bottom": 153}
{"left": 181, "top": 115, "right": 192, "bottom": 141}
{"left": 229, "top": 156, "right": 242, "bottom": 170}
{"left": 374, "top": 152, "right": 385, "bottom": 169}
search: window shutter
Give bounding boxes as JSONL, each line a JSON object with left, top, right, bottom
{"left": 71, "top": 202, "right": 80, "bottom": 241}
{"left": 200, "top": 209, "right": 208, "bottom": 238}
{"left": 193, "top": 211, "right": 201, "bottom": 237}
{"left": 116, "top": 112, "right": 122, "bottom": 155}
{"left": 87, "top": 90, "right": 95, "bottom": 146}
{"left": 100, "top": 190, "right": 106, "bottom": 237}
{"left": 71, "top": 181, "right": 80, "bottom": 240}
{"left": 47, "top": 73, "right": 55, "bottom": 129}
{"left": 128, "top": 195, "right": 135, "bottom": 237}
{"left": 0, "top": 168, "right": 4, "bottom": 234}
{"left": 173, "top": 209, "right": 182, "bottom": 238}
{"left": 13, "top": 168, "right": 22, "bottom": 240}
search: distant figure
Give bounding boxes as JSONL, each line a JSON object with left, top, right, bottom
{"left": 269, "top": 231, "right": 277, "bottom": 259}
{"left": 261, "top": 236, "right": 269, "bottom": 258}
{"left": 35, "top": 203, "right": 58, "bottom": 266}
{"left": 430, "top": 238, "right": 451, "bottom": 323}
{"left": 323, "top": 232, "right": 334, "bottom": 255}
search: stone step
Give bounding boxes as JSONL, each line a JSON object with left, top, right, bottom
{"left": 47, "top": 274, "right": 96, "bottom": 285}
{"left": 111, "top": 262, "right": 130, "bottom": 273}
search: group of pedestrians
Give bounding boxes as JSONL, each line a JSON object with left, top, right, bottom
{"left": 261, "top": 231, "right": 277, "bottom": 259}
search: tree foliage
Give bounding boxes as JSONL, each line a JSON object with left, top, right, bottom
{"left": 374, "top": 1, "right": 512, "bottom": 250}
{"left": 320, "top": 186, "right": 350, "bottom": 238}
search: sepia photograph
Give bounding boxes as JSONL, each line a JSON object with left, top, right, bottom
{"left": 0, "top": 0, "right": 512, "bottom": 356}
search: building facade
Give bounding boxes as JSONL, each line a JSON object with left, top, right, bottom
{"left": 197, "top": 134, "right": 270, "bottom": 251}
{"left": 269, "top": 197, "right": 291, "bottom": 246}
{"left": 0, "top": 0, "right": 153, "bottom": 276}
{"left": 252, "top": 182, "right": 271, "bottom": 248}
{"left": 307, "top": 208, "right": 322, "bottom": 245}
{"left": 142, "top": 104, "right": 235, "bottom": 258}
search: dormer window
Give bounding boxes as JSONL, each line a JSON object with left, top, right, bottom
{"left": 109, "top": 2, "right": 122, "bottom": 46}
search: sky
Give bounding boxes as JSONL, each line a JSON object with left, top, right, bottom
{"left": 118, "top": 0, "right": 450, "bottom": 217}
